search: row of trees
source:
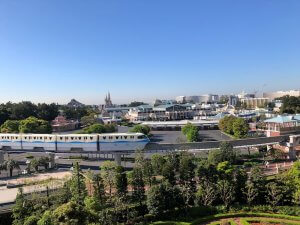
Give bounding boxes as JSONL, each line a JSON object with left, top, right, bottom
{"left": 218, "top": 116, "right": 249, "bottom": 138}
{"left": 0, "top": 156, "right": 51, "bottom": 177}
{"left": 0, "top": 101, "right": 99, "bottom": 128}
{"left": 79, "top": 124, "right": 117, "bottom": 134}
{"left": 0, "top": 117, "right": 52, "bottom": 134}
{"left": 0, "top": 102, "right": 59, "bottom": 125}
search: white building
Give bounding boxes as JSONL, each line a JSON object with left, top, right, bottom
{"left": 263, "top": 90, "right": 300, "bottom": 100}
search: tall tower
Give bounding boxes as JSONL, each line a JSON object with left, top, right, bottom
{"left": 104, "top": 91, "right": 113, "bottom": 107}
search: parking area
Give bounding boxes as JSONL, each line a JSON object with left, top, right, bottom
{"left": 150, "top": 129, "right": 232, "bottom": 144}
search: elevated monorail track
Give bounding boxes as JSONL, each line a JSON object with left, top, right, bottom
{"left": 1, "top": 135, "right": 290, "bottom": 154}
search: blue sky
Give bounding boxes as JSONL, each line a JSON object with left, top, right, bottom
{"left": 0, "top": 0, "right": 299, "bottom": 104}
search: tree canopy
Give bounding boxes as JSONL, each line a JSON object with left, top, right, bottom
{"left": 219, "top": 116, "right": 249, "bottom": 138}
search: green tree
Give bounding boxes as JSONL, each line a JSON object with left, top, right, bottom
{"left": 19, "top": 117, "right": 52, "bottom": 133}
{"left": 178, "top": 153, "right": 196, "bottom": 207}
{"left": 208, "top": 142, "right": 236, "bottom": 165}
{"left": 142, "top": 159, "right": 155, "bottom": 187}
{"left": 279, "top": 95, "right": 300, "bottom": 114}
{"left": 232, "top": 117, "right": 249, "bottom": 138}
{"left": 266, "top": 181, "right": 285, "bottom": 207}
{"left": 30, "top": 158, "right": 40, "bottom": 172}
{"left": 218, "top": 116, "right": 235, "bottom": 135}
{"left": 52, "top": 201, "right": 86, "bottom": 225}
{"left": 5, "top": 159, "right": 20, "bottom": 177}
{"left": 115, "top": 166, "right": 128, "bottom": 199}
{"left": 130, "top": 124, "right": 150, "bottom": 135}
{"left": 100, "top": 161, "right": 117, "bottom": 198}
{"left": 38, "top": 157, "right": 50, "bottom": 170}
{"left": 162, "top": 161, "right": 176, "bottom": 185}
{"left": 10, "top": 101, "right": 38, "bottom": 120}
{"left": 81, "top": 123, "right": 117, "bottom": 134}
{"left": 151, "top": 154, "right": 166, "bottom": 175}
{"left": 92, "top": 173, "right": 106, "bottom": 206}
{"left": 147, "top": 182, "right": 182, "bottom": 217}
{"left": 217, "top": 179, "right": 235, "bottom": 209}
{"left": 182, "top": 123, "right": 198, "bottom": 142}
{"left": 0, "top": 120, "right": 20, "bottom": 133}
{"left": 196, "top": 179, "right": 217, "bottom": 206}
{"left": 24, "top": 215, "right": 39, "bottom": 225}
{"left": 247, "top": 166, "right": 267, "bottom": 205}
{"left": 244, "top": 179, "right": 258, "bottom": 205}
{"left": 0, "top": 104, "right": 10, "bottom": 125}
{"left": 37, "top": 210, "right": 53, "bottom": 225}
{"left": 196, "top": 161, "right": 218, "bottom": 206}
{"left": 70, "top": 162, "right": 87, "bottom": 205}
{"left": 36, "top": 103, "right": 59, "bottom": 121}
{"left": 287, "top": 161, "right": 300, "bottom": 204}
{"left": 12, "top": 188, "right": 32, "bottom": 225}
{"left": 80, "top": 113, "right": 98, "bottom": 127}
{"left": 131, "top": 167, "right": 145, "bottom": 206}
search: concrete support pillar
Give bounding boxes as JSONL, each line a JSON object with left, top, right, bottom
{"left": 114, "top": 153, "right": 122, "bottom": 166}
{"left": 0, "top": 150, "right": 4, "bottom": 164}
{"left": 48, "top": 153, "right": 55, "bottom": 169}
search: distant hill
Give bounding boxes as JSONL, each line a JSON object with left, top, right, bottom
{"left": 67, "top": 99, "right": 85, "bottom": 108}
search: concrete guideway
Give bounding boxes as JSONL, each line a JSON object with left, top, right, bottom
{"left": 145, "top": 135, "right": 289, "bottom": 151}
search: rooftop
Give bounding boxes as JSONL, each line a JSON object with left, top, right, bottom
{"left": 264, "top": 115, "right": 300, "bottom": 124}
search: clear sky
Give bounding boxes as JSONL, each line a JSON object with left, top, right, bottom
{"left": 0, "top": 0, "right": 299, "bottom": 104}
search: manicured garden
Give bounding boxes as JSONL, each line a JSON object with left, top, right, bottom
{"left": 152, "top": 212, "right": 300, "bottom": 225}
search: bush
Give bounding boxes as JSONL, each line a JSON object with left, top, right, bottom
{"left": 130, "top": 125, "right": 151, "bottom": 135}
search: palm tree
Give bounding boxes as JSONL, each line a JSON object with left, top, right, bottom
{"left": 38, "top": 156, "right": 50, "bottom": 170}
{"left": 5, "top": 159, "right": 20, "bottom": 177}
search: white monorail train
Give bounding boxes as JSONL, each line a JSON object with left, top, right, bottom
{"left": 0, "top": 133, "right": 150, "bottom": 152}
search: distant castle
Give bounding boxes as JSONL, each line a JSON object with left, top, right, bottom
{"left": 104, "top": 92, "right": 113, "bottom": 108}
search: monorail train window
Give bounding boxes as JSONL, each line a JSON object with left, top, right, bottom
{"left": 65, "top": 137, "right": 68, "bottom": 140}
{"left": 124, "top": 136, "right": 127, "bottom": 139}
{"left": 40, "top": 137, "right": 43, "bottom": 140}
{"left": 45, "top": 137, "right": 47, "bottom": 140}
{"left": 24, "top": 137, "right": 27, "bottom": 140}
{"left": 116, "top": 136, "right": 119, "bottom": 139}
{"left": 34, "top": 137, "right": 36, "bottom": 140}
{"left": 90, "top": 137, "right": 93, "bottom": 140}
{"left": 60, "top": 137, "right": 63, "bottom": 140}
{"left": 109, "top": 136, "right": 113, "bottom": 140}
{"left": 103, "top": 136, "right": 106, "bottom": 140}
{"left": 49, "top": 137, "right": 52, "bottom": 140}
{"left": 84, "top": 137, "right": 87, "bottom": 140}
{"left": 78, "top": 137, "right": 81, "bottom": 140}
{"left": 130, "top": 136, "right": 134, "bottom": 139}
{"left": 71, "top": 137, "right": 74, "bottom": 140}
{"left": 138, "top": 135, "right": 145, "bottom": 139}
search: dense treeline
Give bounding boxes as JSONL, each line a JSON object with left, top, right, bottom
{"left": 78, "top": 124, "right": 117, "bottom": 134}
{"left": 0, "top": 101, "right": 99, "bottom": 126}
{"left": 0, "top": 102, "right": 101, "bottom": 134}
{"left": 0, "top": 117, "right": 52, "bottom": 134}
{"left": 9, "top": 144, "right": 300, "bottom": 225}
{"left": 0, "top": 102, "right": 59, "bottom": 125}
{"left": 278, "top": 95, "right": 300, "bottom": 114}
